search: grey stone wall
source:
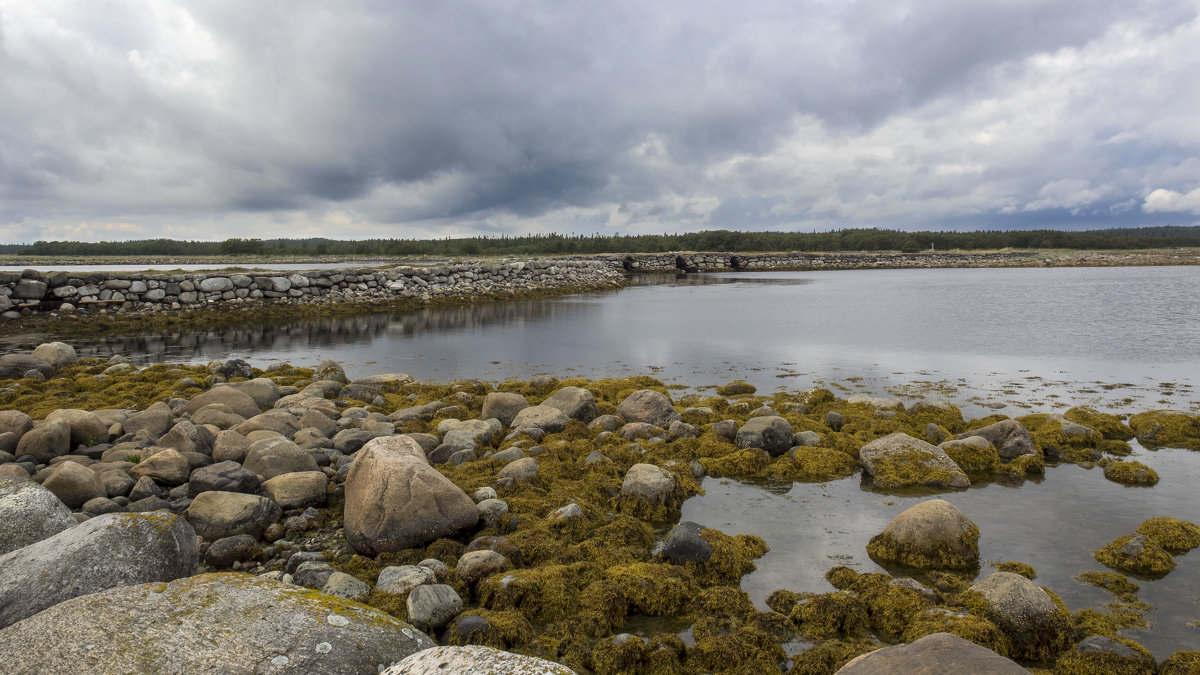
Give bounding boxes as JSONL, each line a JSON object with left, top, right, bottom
{"left": 0, "top": 260, "right": 624, "bottom": 319}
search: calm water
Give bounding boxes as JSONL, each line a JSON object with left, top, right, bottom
{"left": 681, "top": 444, "right": 1200, "bottom": 658}
{"left": 33, "top": 265, "right": 1200, "bottom": 418}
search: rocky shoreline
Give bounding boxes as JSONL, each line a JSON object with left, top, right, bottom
{"left": 1, "top": 343, "right": 1198, "bottom": 673}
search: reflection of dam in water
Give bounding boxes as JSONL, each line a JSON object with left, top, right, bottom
{"left": 60, "top": 285, "right": 636, "bottom": 366}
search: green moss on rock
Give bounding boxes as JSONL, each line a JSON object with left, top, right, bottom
{"left": 1094, "top": 534, "right": 1176, "bottom": 578}
{"left": 1135, "top": 516, "right": 1200, "bottom": 553}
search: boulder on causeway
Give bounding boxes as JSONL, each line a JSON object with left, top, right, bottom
{"left": 44, "top": 408, "right": 109, "bottom": 446}
{"left": 0, "top": 511, "right": 198, "bottom": 629}
{"left": 0, "top": 574, "right": 435, "bottom": 674}
{"left": 859, "top": 432, "right": 969, "bottom": 489}
{"left": 188, "top": 459, "right": 262, "bottom": 496}
{"left": 344, "top": 436, "right": 478, "bottom": 555}
{"left": 181, "top": 386, "right": 261, "bottom": 419}
{"left": 0, "top": 477, "right": 76, "bottom": 555}
{"left": 261, "top": 471, "right": 328, "bottom": 509}
{"left": 122, "top": 402, "right": 173, "bottom": 438}
{"left": 866, "top": 499, "right": 979, "bottom": 570}
{"left": 130, "top": 447, "right": 191, "bottom": 485}
{"left": 14, "top": 418, "right": 70, "bottom": 463}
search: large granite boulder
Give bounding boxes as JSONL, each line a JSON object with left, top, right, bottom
{"left": 384, "top": 645, "right": 575, "bottom": 674}
{"left": 261, "top": 471, "right": 328, "bottom": 509}
{"left": 859, "top": 432, "right": 969, "bottom": 489}
{"left": 44, "top": 408, "right": 109, "bottom": 446}
{"left": 620, "top": 463, "right": 676, "bottom": 505}
{"left": 345, "top": 435, "right": 478, "bottom": 555}
{"left": 223, "top": 378, "right": 281, "bottom": 408}
{"left": 122, "top": 402, "right": 174, "bottom": 438}
{"left": 0, "top": 477, "right": 76, "bottom": 555}
{"left": 866, "top": 499, "right": 980, "bottom": 570}
{"left": 956, "top": 419, "right": 1037, "bottom": 460}
{"left": 186, "top": 491, "right": 281, "bottom": 540}
{"left": 14, "top": 418, "right": 71, "bottom": 463}
{"left": 617, "top": 389, "right": 681, "bottom": 428}
{"left": 157, "top": 419, "right": 213, "bottom": 455}
{"left": 0, "top": 574, "right": 435, "bottom": 674}
{"left": 965, "top": 572, "right": 1074, "bottom": 662}
{"left": 130, "top": 448, "right": 192, "bottom": 485}
{"left": 242, "top": 437, "right": 319, "bottom": 480}
{"left": 0, "top": 511, "right": 198, "bottom": 629}
{"left": 0, "top": 353, "right": 54, "bottom": 379}
{"left": 735, "top": 416, "right": 795, "bottom": 457}
{"left": 542, "top": 386, "right": 599, "bottom": 423}
{"left": 836, "top": 632, "right": 1028, "bottom": 674}
{"left": 181, "top": 386, "right": 262, "bottom": 419}
{"left": 41, "top": 461, "right": 106, "bottom": 508}
{"left": 0, "top": 410, "right": 33, "bottom": 437}
{"left": 481, "top": 392, "right": 529, "bottom": 427}
{"left": 30, "top": 341, "right": 78, "bottom": 369}
{"left": 188, "top": 460, "right": 262, "bottom": 496}
{"left": 511, "top": 405, "right": 571, "bottom": 433}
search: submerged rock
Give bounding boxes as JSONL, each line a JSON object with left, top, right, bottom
{"left": 0, "top": 574, "right": 435, "bottom": 674}
{"left": 866, "top": 499, "right": 979, "bottom": 570}
{"left": 1094, "top": 533, "right": 1175, "bottom": 577}
{"left": 1054, "top": 635, "right": 1155, "bottom": 675}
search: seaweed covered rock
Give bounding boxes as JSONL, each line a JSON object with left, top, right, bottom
{"left": 901, "top": 608, "right": 1013, "bottom": 656}
{"left": 1127, "top": 410, "right": 1200, "bottom": 450}
{"left": 836, "top": 632, "right": 1028, "bottom": 674}
{"left": 1094, "top": 533, "right": 1175, "bottom": 577}
{"left": 963, "top": 572, "right": 1074, "bottom": 662}
{"left": 939, "top": 436, "right": 1001, "bottom": 474}
{"left": 385, "top": 645, "right": 574, "bottom": 674}
{"left": 660, "top": 520, "right": 713, "bottom": 564}
{"left": 791, "top": 591, "right": 870, "bottom": 639}
{"left": 0, "top": 511, "right": 198, "bottom": 629}
{"left": 766, "top": 446, "right": 860, "bottom": 482}
{"left": 0, "top": 476, "right": 76, "bottom": 555}
{"left": 1135, "top": 516, "right": 1200, "bottom": 553}
{"left": 0, "top": 574, "right": 435, "bottom": 674}
{"left": 1101, "top": 460, "right": 1158, "bottom": 486}
{"left": 344, "top": 435, "right": 478, "bottom": 555}
{"left": 956, "top": 419, "right": 1037, "bottom": 460}
{"left": 866, "top": 499, "right": 979, "bottom": 570}
{"left": 1063, "top": 407, "right": 1134, "bottom": 440}
{"left": 1160, "top": 652, "right": 1200, "bottom": 674}
{"left": 735, "top": 415, "right": 795, "bottom": 457}
{"left": 1054, "top": 635, "right": 1155, "bottom": 675}
{"left": 859, "top": 432, "right": 969, "bottom": 489}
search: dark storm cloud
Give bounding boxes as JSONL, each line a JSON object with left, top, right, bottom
{"left": 1, "top": 0, "right": 1198, "bottom": 240}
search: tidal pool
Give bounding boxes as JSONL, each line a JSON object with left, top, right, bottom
{"left": 680, "top": 442, "right": 1200, "bottom": 658}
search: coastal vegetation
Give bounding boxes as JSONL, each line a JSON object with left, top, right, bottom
{"left": 5, "top": 225, "right": 1200, "bottom": 258}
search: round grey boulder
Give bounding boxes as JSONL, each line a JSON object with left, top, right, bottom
{"left": 836, "top": 632, "right": 1028, "bottom": 674}
{"left": 0, "top": 477, "right": 76, "bottom": 555}
{"left": 384, "top": 645, "right": 576, "bottom": 674}
{"left": 620, "top": 463, "right": 676, "bottom": 505}
{"left": 956, "top": 419, "right": 1037, "bottom": 460}
{"left": 859, "top": 432, "right": 970, "bottom": 489}
{"left": 41, "top": 461, "right": 106, "bottom": 509}
{"left": 0, "top": 511, "right": 198, "bottom": 629}
{"left": 866, "top": 499, "right": 980, "bottom": 570}
{"left": 481, "top": 393, "right": 529, "bottom": 427}
{"left": 242, "top": 437, "right": 318, "bottom": 480}
{"left": 511, "top": 405, "right": 570, "bottom": 434}
{"left": 617, "top": 389, "right": 681, "bottom": 428}
{"left": 0, "top": 573, "right": 435, "bottom": 674}
{"left": 735, "top": 416, "right": 795, "bottom": 457}
{"left": 186, "top": 491, "right": 281, "bottom": 540}
{"left": 542, "top": 386, "right": 599, "bottom": 422}
{"left": 405, "top": 584, "right": 464, "bottom": 632}
{"left": 31, "top": 342, "right": 78, "bottom": 369}
{"left": 966, "top": 571, "right": 1074, "bottom": 661}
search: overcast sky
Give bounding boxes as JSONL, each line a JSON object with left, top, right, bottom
{"left": 1, "top": 1, "right": 1199, "bottom": 243}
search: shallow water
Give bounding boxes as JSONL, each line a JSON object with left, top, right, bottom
{"left": 31, "top": 265, "right": 1200, "bottom": 418}
{"left": 680, "top": 443, "right": 1200, "bottom": 658}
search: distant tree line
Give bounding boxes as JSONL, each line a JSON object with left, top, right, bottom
{"left": 3, "top": 226, "right": 1200, "bottom": 257}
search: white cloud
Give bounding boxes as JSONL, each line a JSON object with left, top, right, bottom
{"left": 1143, "top": 187, "right": 1200, "bottom": 214}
